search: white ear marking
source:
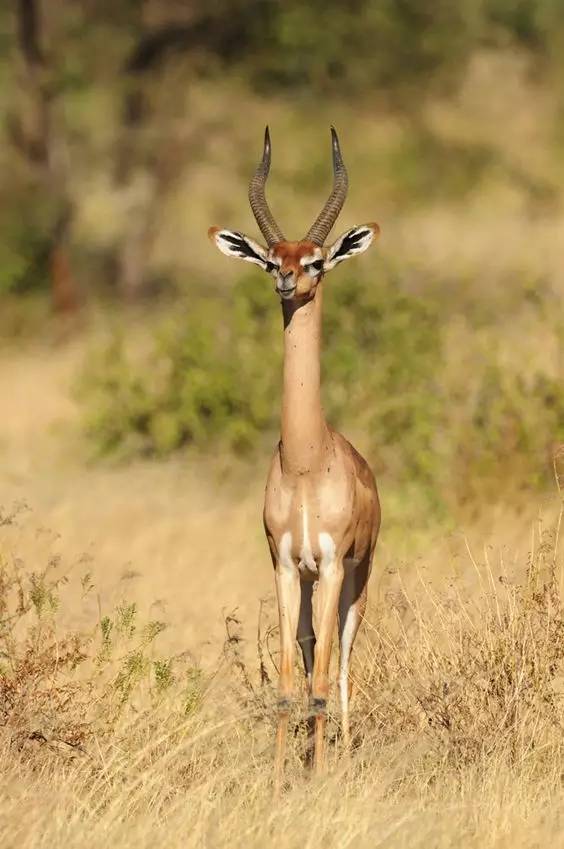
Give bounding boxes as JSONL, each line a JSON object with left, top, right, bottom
{"left": 324, "top": 223, "right": 379, "bottom": 271}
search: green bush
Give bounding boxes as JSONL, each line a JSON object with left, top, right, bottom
{"left": 454, "top": 365, "right": 564, "bottom": 503}
{"left": 78, "top": 276, "right": 282, "bottom": 456}
{"left": 78, "top": 267, "right": 443, "bottom": 462}
{"left": 251, "top": 1, "right": 485, "bottom": 95}
{"left": 141, "top": 0, "right": 564, "bottom": 96}
{"left": 0, "top": 193, "right": 54, "bottom": 295}
{"left": 78, "top": 268, "right": 563, "bottom": 511}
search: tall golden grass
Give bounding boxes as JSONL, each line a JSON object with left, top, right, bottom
{"left": 1, "top": 332, "right": 563, "bottom": 848}
{"left": 1, "top": 336, "right": 563, "bottom": 848}
{"left": 1, "top": 482, "right": 563, "bottom": 848}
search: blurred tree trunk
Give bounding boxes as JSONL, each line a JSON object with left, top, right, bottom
{"left": 113, "top": 71, "right": 156, "bottom": 301}
{"left": 13, "top": 0, "right": 79, "bottom": 313}
{"left": 114, "top": 8, "right": 211, "bottom": 301}
{"left": 113, "top": 23, "right": 188, "bottom": 300}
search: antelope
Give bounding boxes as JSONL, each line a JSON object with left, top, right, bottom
{"left": 208, "top": 127, "right": 381, "bottom": 792}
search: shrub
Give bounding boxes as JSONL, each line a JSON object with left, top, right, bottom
{"left": 0, "top": 193, "right": 54, "bottom": 296}
{"left": 78, "top": 277, "right": 282, "bottom": 456}
{"left": 78, "top": 267, "right": 442, "bottom": 461}
{"left": 78, "top": 268, "right": 563, "bottom": 512}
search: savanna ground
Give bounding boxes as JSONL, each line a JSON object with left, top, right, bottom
{"left": 1, "top": 337, "right": 563, "bottom": 848}
{"left": 2, "top": 3, "right": 564, "bottom": 845}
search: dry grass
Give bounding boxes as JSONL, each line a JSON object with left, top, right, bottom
{"left": 1, "top": 491, "right": 563, "bottom": 848}
{"left": 1, "top": 336, "right": 564, "bottom": 848}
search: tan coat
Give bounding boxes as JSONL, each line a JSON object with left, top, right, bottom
{"left": 209, "top": 126, "right": 380, "bottom": 790}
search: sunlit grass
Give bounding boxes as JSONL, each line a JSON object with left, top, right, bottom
{"left": 1, "top": 493, "right": 563, "bottom": 848}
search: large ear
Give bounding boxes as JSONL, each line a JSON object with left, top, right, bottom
{"left": 208, "top": 227, "right": 269, "bottom": 270}
{"left": 324, "top": 223, "right": 379, "bottom": 271}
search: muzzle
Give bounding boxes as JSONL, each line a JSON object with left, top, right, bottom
{"left": 276, "top": 271, "right": 296, "bottom": 299}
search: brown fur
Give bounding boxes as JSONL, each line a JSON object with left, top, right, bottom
{"left": 271, "top": 240, "right": 323, "bottom": 298}
{"left": 271, "top": 240, "right": 320, "bottom": 270}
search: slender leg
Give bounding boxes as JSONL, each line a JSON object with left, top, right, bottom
{"left": 274, "top": 561, "right": 301, "bottom": 797}
{"left": 297, "top": 580, "right": 316, "bottom": 690}
{"left": 311, "top": 547, "right": 344, "bottom": 776}
{"left": 297, "top": 579, "right": 316, "bottom": 763}
{"left": 338, "top": 557, "right": 370, "bottom": 752}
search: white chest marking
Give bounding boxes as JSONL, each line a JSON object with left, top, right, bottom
{"left": 300, "top": 503, "right": 316, "bottom": 570}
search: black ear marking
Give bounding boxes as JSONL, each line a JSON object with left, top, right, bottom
{"left": 211, "top": 228, "right": 271, "bottom": 269}
{"left": 324, "top": 225, "right": 376, "bottom": 270}
{"left": 334, "top": 227, "right": 370, "bottom": 258}
{"left": 220, "top": 231, "right": 265, "bottom": 262}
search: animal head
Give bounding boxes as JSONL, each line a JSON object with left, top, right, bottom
{"left": 208, "top": 127, "right": 379, "bottom": 301}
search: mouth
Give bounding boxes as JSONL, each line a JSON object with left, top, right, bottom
{"left": 276, "top": 285, "right": 296, "bottom": 300}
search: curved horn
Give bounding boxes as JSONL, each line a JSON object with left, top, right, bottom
{"left": 248, "top": 126, "right": 285, "bottom": 247}
{"left": 306, "top": 127, "right": 349, "bottom": 246}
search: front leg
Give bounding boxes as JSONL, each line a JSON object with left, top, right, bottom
{"left": 273, "top": 545, "right": 301, "bottom": 796}
{"left": 311, "top": 534, "right": 344, "bottom": 775}
{"left": 338, "top": 554, "right": 371, "bottom": 752}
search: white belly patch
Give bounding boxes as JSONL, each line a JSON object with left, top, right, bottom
{"left": 278, "top": 510, "right": 337, "bottom": 578}
{"left": 279, "top": 531, "right": 293, "bottom": 570}
{"left": 299, "top": 503, "right": 316, "bottom": 572}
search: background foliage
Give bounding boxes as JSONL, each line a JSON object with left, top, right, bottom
{"left": 1, "top": 7, "right": 564, "bottom": 844}
{"left": 1, "top": 0, "right": 563, "bottom": 518}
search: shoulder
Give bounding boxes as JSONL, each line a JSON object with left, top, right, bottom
{"left": 329, "top": 428, "right": 377, "bottom": 491}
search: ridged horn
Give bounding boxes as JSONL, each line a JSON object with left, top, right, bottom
{"left": 306, "top": 126, "right": 349, "bottom": 245}
{"left": 248, "top": 126, "right": 285, "bottom": 247}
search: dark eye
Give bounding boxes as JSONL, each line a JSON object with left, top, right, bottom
{"left": 306, "top": 259, "right": 324, "bottom": 273}
{"left": 265, "top": 261, "right": 277, "bottom": 274}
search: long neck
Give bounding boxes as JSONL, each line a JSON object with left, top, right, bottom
{"left": 280, "top": 286, "right": 328, "bottom": 474}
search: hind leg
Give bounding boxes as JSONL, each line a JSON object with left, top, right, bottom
{"left": 297, "top": 579, "right": 316, "bottom": 761}
{"left": 297, "top": 580, "right": 315, "bottom": 690}
{"left": 311, "top": 554, "right": 344, "bottom": 775}
{"left": 338, "top": 556, "right": 370, "bottom": 751}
